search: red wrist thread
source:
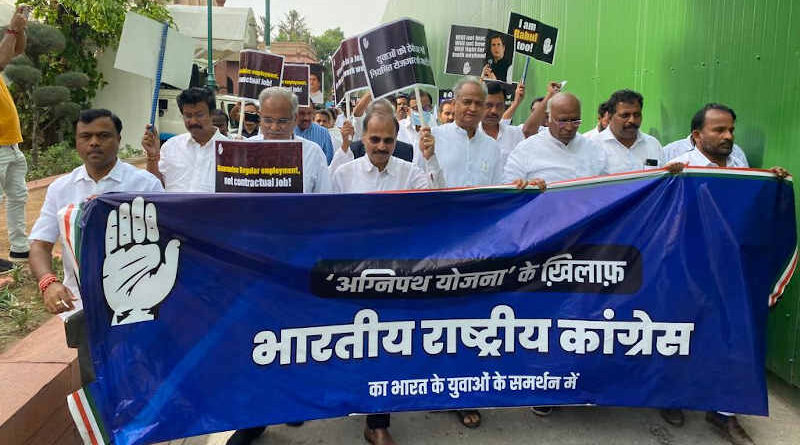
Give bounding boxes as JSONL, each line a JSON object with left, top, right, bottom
{"left": 38, "top": 273, "right": 59, "bottom": 294}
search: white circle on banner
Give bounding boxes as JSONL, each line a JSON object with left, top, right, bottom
{"left": 362, "top": 38, "right": 369, "bottom": 49}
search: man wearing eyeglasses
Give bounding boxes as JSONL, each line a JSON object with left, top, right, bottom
{"left": 332, "top": 99, "right": 442, "bottom": 193}
{"left": 592, "top": 89, "right": 664, "bottom": 172}
{"left": 142, "top": 87, "right": 227, "bottom": 192}
{"left": 415, "top": 77, "right": 502, "bottom": 188}
{"left": 247, "top": 87, "right": 331, "bottom": 194}
{"left": 504, "top": 91, "right": 610, "bottom": 184}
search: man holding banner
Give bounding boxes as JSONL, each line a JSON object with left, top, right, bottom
{"left": 504, "top": 92, "right": 610, "bottom": 184}
{"left": 142, "top": 87, "right": 226, "bottom": 192}
{"left": 29, "top": 109, "right": 163, "bottom": 386}
{"left": 416, "top": 77, "right": 503, "bottom": 188}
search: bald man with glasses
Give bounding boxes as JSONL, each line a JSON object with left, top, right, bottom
{"left": 504, "top": 91, "right": 610, "bottom": 185}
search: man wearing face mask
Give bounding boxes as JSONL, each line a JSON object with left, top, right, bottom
{"left": 240, "top": 102, "right": 260, "bottom": 138}
{"left": 142, "top": 87, "right": 226, "bottom": 192}
{"left": 480, "top": 82, "right": 525, "bottom": 166}
{"left": 398, "top": 90, "right": 434, "bottom": 145}
{"left": 593, "top": 89, "right": 664, "bottom": 173}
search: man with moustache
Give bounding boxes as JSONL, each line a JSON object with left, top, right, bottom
{"left": 438, "top": 99, "right": 454, "bottom": 125}
{"left": 295, "top": 102, "right": 334, "bottom": 164}
{"left": 593, "top": 89, "right": 664, "bottom": 172}
{"left": 661, "top": 103, "right": 788, "bottom": 445}
{"left": 662, "top": 104, "right": 749, "bottom": 164}
{"left": 504, "top": 92, "right": 610, "bottom": 185}
{"left": 141, "top": 87, "right": 226, "bottom": 192}
{"left": 416, "top": 77, "right": 502, "bottom": 189}
{"left": 329, "top": 99, "right": 415, "bottom": 175}
{"left": 30, "top": 109, "right": 163, "bottom": 385}
{"left": 480, "top": 81, "right": 525, "bottom": 166}
{"left": 333, "top": 101, "right": 441, "bottom": 190}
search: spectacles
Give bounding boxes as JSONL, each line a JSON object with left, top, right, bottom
{"left": 260, "top": 117, "right": 292, "bottom": 127}
{"left": 552, "top": 119, "right": 582, "bottom": 128}
{"left": 367, "top": 136, "right": 395, "bottom": 145}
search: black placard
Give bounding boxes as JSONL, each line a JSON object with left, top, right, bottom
{"left": 507, "top": 12, "right": 559, "bottom": 64}
{"left": 358, "top": 19, "right": 436, "bottom": 99}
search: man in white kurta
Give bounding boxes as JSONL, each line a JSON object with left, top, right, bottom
{"left": 504, "top": 92, "right": 610, "bottom": 184}
{"left": 663, "top": 134, "right": 748, "bottom": 167}
{"left": 332, "top": 100, "right": 442, "bottom": 192}
{"left": 247, "top": 87, "right": 331, "bottom": 194}
{"left": 480, "top": 81, "right": 525, "bottom": 167}
{"left": 141, "top": 87, "right": 227, "bottom": 192}
{"left": 592, "top": 89, "right": 664, "bottom": 173}
{"left": 661, "top": 103, "right": 788, "bottom": 445}
{"left": 416, "top": 77, "right": 503, "bottom": 188}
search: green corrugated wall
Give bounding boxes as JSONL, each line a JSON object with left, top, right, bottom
{"left": 383, "top": 0, "right": 800, "bottom": 386}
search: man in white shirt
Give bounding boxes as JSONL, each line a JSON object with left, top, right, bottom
{"left": 418, "top": 77, "right": 503, "bottom": 188}
{"left": 504, "top": 92, "right": 610, "bottom": 184}
{"left": 333, "top": 102, "right": 441, "bottom": 193}
{"left": 141, "top": 87, "right": 226, "bottom": 192}
{"left": 593, "top": 89, "right": 664, "bottom": 173}
{"left": 582, "top": 101, "right": 610, "bottom": 139}
{"left": 480, "top": 81, "right": 525, "bottom": 167}
{"left": 247, "top": 87, "right": 332, "bottom": 194}
{"left": 663, "top": 104, "right": 748, "bottom": 165}
{"left": 660, "top": 102, "right": 788, "bottom": 445}
{"left": 29, "top": 109, "right": 163, "bottom": 384}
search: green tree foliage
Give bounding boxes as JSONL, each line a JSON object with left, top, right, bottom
{"left": 275, "top": 9, "right": 310, "bottom": 42}
{"left": 25, "top": 0, "right": 171, "bottom": 106}
{"left": 5, "top": 1, "right": 171, "bottom": 174}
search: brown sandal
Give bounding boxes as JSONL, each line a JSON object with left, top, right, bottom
{"left": 455, "top": 410, "right": 481, "bottom": 428}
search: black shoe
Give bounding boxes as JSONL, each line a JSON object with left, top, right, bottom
{"left": 0, "top": 258, "right": 13, "bottom": 274}
{"left": 9, "top": 251, "right": 29, "bottom": 262}
{"left": 660, "top": 409, "right": 685, "bottom": 427}
{"left": 226, "top": 426, "right": 267, "bottom": 445}
{"left": 531, "top": 406, "right": 553, "bottom": 416}
{"left": 705, "top": 412, "right": 755, "bottom": 445}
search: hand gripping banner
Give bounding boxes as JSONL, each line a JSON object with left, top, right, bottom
{"left": 66, "top": 168, "right": 796, "bottom": 445}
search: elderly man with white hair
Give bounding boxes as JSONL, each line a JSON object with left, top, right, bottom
{"left": 415, "top": 76, "right": 503, "bottom": 188}
{"left": 247, "top": 86, "right": 331, "bottom": 193}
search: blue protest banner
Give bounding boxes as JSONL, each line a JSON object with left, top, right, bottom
{"left": 66, "top": 168, "right": 796, "bottom": 445}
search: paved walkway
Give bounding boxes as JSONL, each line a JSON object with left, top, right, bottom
{"left": 157, "top": 375, "right": 800, "bottom": 445}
